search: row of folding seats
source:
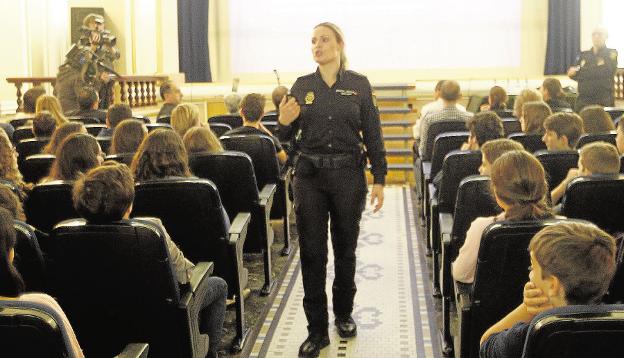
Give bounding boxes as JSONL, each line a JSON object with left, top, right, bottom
{"left": 12, "top": 133, "right": 293, "bottom": 354}
{"left": 414, "top": 115, "right": 624, "bottom": 357}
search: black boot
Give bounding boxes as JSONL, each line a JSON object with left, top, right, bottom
{"left": 298, "top": 332, "right": 330, "bottom": 358}
{"left": 334, "top": 316, "right": 357, "bottom": 338}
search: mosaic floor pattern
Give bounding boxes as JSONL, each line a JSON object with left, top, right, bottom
{"left": 250, "top": 186, "right": 439, "bottom": 357}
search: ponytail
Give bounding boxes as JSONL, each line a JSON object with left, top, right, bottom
{"left": 0, "top": 207, "right": 24, "bottom": 297}
{"left": 505, "top": 199, "right": 553, "bottom": 221}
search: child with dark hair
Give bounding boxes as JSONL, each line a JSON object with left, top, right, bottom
{"left": 224, "top": 93, "right": 288, "bottom": 164}
{"left": 480, "top": 222, "right": 617, "bottom": 358}
{"left": 542, "top": 112, "right": 584, "bottom": 150}
{"left": 73, "top": 162, "right": 227, "bottom": 358}
{"left": 43, "top": 133, "right": 104, "bottom": 182}
{"left": 32, "top": 111, "right": 57, "bottom": 139}
{"left": 460, "top": 111, "right": 504, "bottom": 150}
{"left": 110, "top": 119, "right": 147, "bottom": 155}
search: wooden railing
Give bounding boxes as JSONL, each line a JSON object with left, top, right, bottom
{"left": 615, "top": 68, "right": 624, "bottom": 100}
{"left": 6, "top": 75, "right": 169, "bottom": 111}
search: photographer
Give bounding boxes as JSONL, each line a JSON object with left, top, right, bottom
{"left": 79, "top": 13, "right": 120, "bottom": 109}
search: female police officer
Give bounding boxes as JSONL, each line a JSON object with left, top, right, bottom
{"left": 277, "top": 22, "right": 387, "bottom": 358}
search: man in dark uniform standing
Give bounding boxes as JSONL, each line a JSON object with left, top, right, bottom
{"left": 568, "top": 26, "right": 618, "bottom": 112}
{"left": 278, "top": 23, "right": 386, "bottom": 358}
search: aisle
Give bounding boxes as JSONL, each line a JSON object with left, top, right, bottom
{"left": 250, "top": 186, "right": 440, "bottom": 357}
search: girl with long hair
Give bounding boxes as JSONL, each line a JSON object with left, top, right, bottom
{"left": 452, "top": 150, "right": 554, "bottom": 284}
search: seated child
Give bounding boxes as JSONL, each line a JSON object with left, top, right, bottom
{"left": 73, "top": 162, "right": 228, "bottom": 358}
{"left": 480, "top": 222, "right": 617, "bottom": 358}
{"left": 460, "top": 111, "right": 504, "bottom": 151}
{"left": 541, "top": 112, "right": 584, "bottom": 151}
{"left": 452, "top": 150, "right": 553, "bottom": 284}
{"left": 224, "top": 93, "right": 288, "bottom": 164}
{"left": 550, "top": 142, "right": 620, "bottom": 204}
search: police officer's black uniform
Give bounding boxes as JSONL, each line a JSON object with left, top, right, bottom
{"left": 570, "top": 46, "right": 618, "bottom": 112}
{"left": 278, "top": 68, "right": 387, "bottom": 338}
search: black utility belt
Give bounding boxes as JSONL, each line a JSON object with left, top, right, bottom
{"left": 299, "top": 152, "right": 362, "bottom": 169}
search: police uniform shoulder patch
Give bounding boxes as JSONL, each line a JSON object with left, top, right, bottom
{"left": 610, "top": 50, "right": 618, "bottom": 61}
{"left": 305, "top": 91, "right": 315, "bottom": 105}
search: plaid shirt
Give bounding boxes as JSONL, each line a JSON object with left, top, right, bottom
{"left": 418, "top": 105, "right": 473, "bottom": 160}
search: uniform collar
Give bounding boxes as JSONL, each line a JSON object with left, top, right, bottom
{"left": 315, "top": 66, "right": 347, "bottom": 83}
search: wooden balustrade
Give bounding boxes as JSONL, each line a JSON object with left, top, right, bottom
{"left": 6, "top": 75, "right": 169, "bottom": 111}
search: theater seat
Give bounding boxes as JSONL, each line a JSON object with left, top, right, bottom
{"left": 146, "top": 122, "right": 172, "bottom": 132}
{"left": 12, "top": 126, "right": 35, "bottom": 143}
{"left": 575, "top": 131, "right": 617, "bottom": 149}
{"left": 508, "top": 133, "right": 547, "bottom": 153}
{"left": 209, "top": 114, "right": 243, "bottom": 129}
{"left": 189, "top": 151, "right": 277, "bottom": 295}
{"left": 131, "top": 178, "right": 251, "bottom": 350}
{"left": 10, "top": 117, "right": 34, "bottom": 129}
{"left": 209, "top": 122, "right": 232, "bottom": 137}
{"left": 13, "top": 220, "right": 46, "bottom": 292}
{"left": 521, "top": 305, "right": 624, "bottom": 358}
{"left": 534, "top": 150, "right": 579, "bottom": 191}
{"left": 24, "top": 180, "right": 77, "bottom": 234}
{"left": 221, "top": 134, "right": 293, "bottom": 256}
{"left": 67, "top": 116, "right": 99, "bottom": 125}
{"left": 560, "top": 175, "right": 624, "bottom": 234}
{"left": 16, "top": 138, "right": 49, "bottom": 161}
{"left": 97, "top": 137, "right": 112, "bottom": 154}
{"left": 501, "top": 118, "right": 522, "bottom": 136}
{"left": 155, "top": 116, "right": 170, "bottom": 124}
{"left": 21, "top": 154, "right": 55, "bottom": 184}
{"left": 439, "top": 175, "right": 500, "bottom": 352}
{"left": 428, "top": 150, "right": 481, "bottom": 297}
{"left": 106, "top": 153, "right": 135, "bottom": 166}
{"left": 455, "top": 218, "right": 588, "bottom": 358}
{"left": 46, "top": 218, "right": 206, "bottom": 357}
{"left": 84, "top": 124, "right": 107, "bottom": 136}
{"left": 0, "top": 300, "right": 149, "bottom": 358}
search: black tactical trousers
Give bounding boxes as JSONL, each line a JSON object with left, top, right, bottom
{"left": 293, "top": 165, "right": 367, "bottom": 334}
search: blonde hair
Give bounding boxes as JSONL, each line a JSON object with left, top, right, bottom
{"left": 314, "top": 22, "right": 348, "bottom": 70}
{"left": 171, "top": 104, "right": 200, "bottom": 138}
{"left": 481, "top": 139, "right": 525, "bottom": 165}
{"left": 513, "top": 89, "right": 542, "bottom": 118}
{"left": 183, "top": 127, "right": 223, "bottom": 154}
{"left": 35, "top": 95, "right": 68, "bottom": 126}
{"left": 0, "top": 132, "right": 25, "bottom": 187}
{"left": 580, "top": 142, "right": 621, "bottom": 174}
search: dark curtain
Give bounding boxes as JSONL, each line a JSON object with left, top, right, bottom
{"left": 544, "top": 0, "right": 580, "bottom": 75}
{"left": 178, "top": 0, "right": 211, "bottom": 82}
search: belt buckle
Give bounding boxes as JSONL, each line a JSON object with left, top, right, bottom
{"left": 321, "top": 157, "right": 332, "bottom": 168}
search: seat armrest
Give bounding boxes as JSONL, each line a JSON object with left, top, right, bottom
{"left": 189, "top": 262, "right": 214, "bottom": 293}
{"left": 279, "top": 165, "right": 293, "bottom": 182}
{"left": 229, "top": 212, "right": 251, "bottom": 248}
{"left": 422, "top": 161, "right": 432, "bottom": 181}
{"left": 439, "top": 212, "right": 454, "bottom": 237}
{"left": 114, "top": 343, "right": 149, "bottom": 358}
{"left": 441, "top": 233, "right": 453, "bottom": 296}
{"left": 258, "top": 183, "right": 277, "bottom": 208}
{"left": 455, "top": 280, "right": 473, "bottom": 311}
{"left": 179, "top": 261, "right": 215, "bottom": 308}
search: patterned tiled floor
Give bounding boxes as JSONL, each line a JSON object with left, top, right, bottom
{"left": 250, "top": 186, "right": 439, "bottom": 357}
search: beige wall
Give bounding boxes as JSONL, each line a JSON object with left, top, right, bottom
{"left": 0, "top": 0, "right": 179, "bottom": 114}
{"left": 0, "top": 0, "right": 610, "bottom": 113}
